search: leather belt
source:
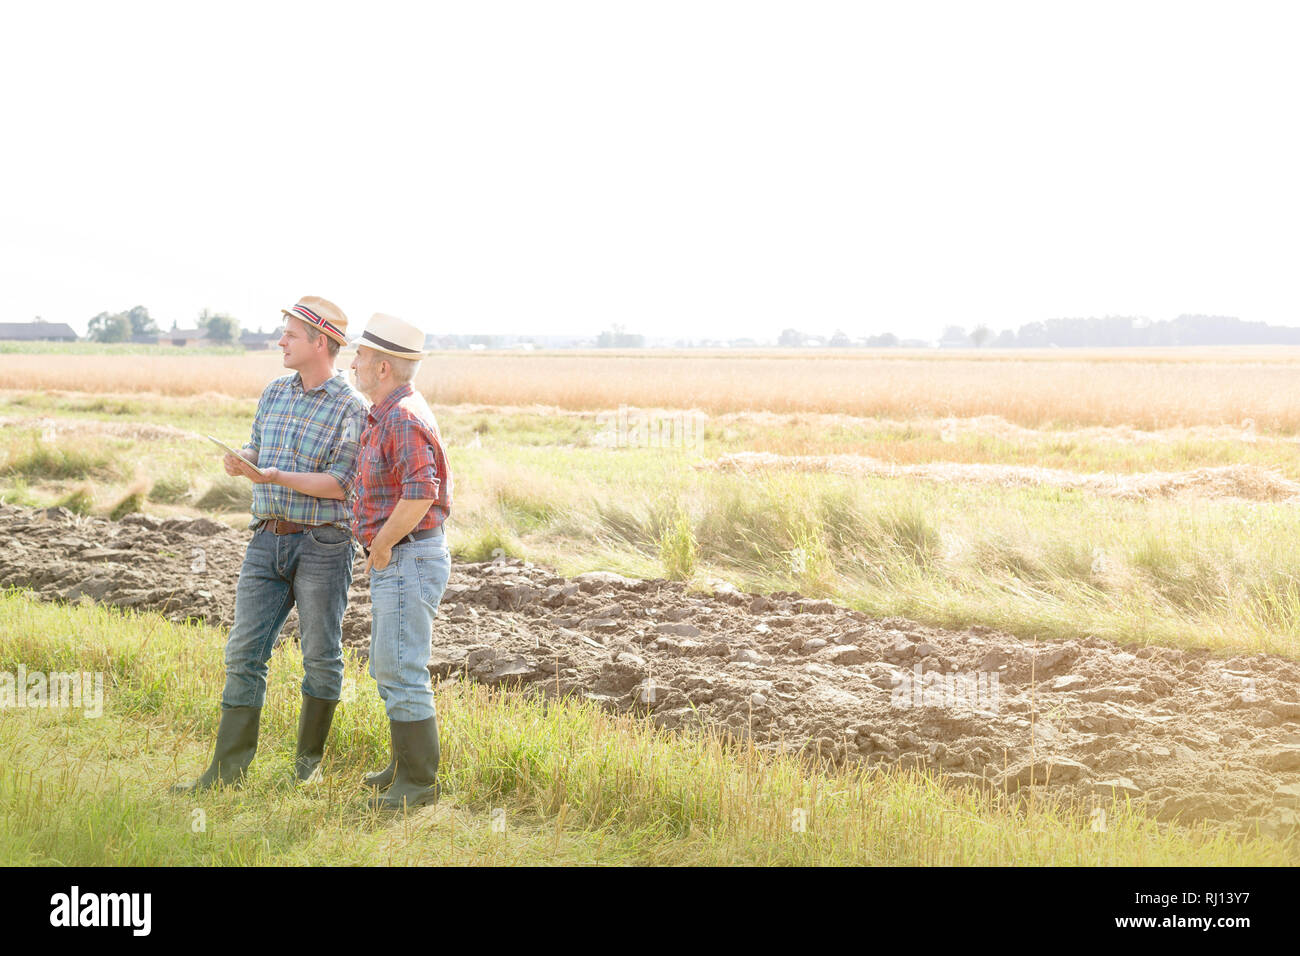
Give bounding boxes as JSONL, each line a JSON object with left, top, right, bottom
{"left": 260, "top": 519, "right": 323, "bottom": 535}
{"left": 364, "top": 527, "right": 440, "bottom": 557}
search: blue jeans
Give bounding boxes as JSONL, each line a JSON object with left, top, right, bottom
{"left": 221, "top": 525, "right": 355, "bottom": 708}
{"left": 368, "top": 531, "right": 451, "bottom": 721}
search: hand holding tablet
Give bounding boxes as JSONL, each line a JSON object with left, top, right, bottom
{"left": 206, "top": 435, "right": 269, "bottom": 477}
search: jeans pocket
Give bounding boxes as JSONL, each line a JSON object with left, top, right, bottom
{"left": 307, "top": 525, "right": 350, "bottom": 547}
{"left": 414, "top": 551, "right": 451, "bottom": 598}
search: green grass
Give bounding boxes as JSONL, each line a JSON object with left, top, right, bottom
{"left": 194, "top": 478, "right": 252, "bottom": 513}
{"left": 444, "top": 444, "right": 1300, "bottom": 656}
{"left": 0, "top": 479, "right": 40, "bottom": 508}
{"left": 108, "top": 489, "right": 145, "bottom": 521}
{"left": 148, "top": 474, "right": 191, "bottom": 504}
{"left": 658, "top": 509, "right": 698, "bottom": 581}
{"left": 451, "top": 524, "right": 523, "bottom": 564}
{"left": 54, "top": 486, "right": 95, "bottom": 515}
{"left": 1, "top": 391, "right": 257, "bottom": 432}
{"left": 0, "top": 592, "right": 1291, "bottom": 865}
{"left": 6, "top": 392, "right": 1300, "bottom": 656}
{"left": 0, "top": 393, "right": 262, "bottom": 525}
{"left": 1, "top": 439, "right": 120, "bottom": 481}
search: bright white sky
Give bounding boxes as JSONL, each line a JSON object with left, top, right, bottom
{"left": 2, "top": 1, "right": 1298, "bottom": 342}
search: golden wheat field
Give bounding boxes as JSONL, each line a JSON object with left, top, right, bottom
{"left": 5, "top": 346, "right": 1300, "bottom": 431}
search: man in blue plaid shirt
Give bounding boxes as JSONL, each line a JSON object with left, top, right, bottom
{"left": 174, "top": 295, "right": 368, "bottom": 793}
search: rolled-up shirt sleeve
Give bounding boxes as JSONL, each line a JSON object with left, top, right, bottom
{"left": 325, "top": 407, "right": 366, "bottom": 500}
{"left": 387, "top": 419, "right": 441, "bottom": 500}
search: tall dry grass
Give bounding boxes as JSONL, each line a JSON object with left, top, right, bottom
{"left": 6, "top": 348, "right": 1300, "bottom": 431}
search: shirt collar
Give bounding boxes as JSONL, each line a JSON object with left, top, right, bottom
{"left": 367, "top": 382, "right": 413, "bottom": 424}
{"left": 293, "top": 371, "right": 343, "bottom": 396}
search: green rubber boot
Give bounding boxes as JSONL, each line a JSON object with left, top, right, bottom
{"left": 171, "top": 705, "right": 261, "bottom": 793}
{"left": 369, "top": 716, "right": 440, "bottom": 811}
{"left": 294, "top": 692, "right": 339, "bottom": 784}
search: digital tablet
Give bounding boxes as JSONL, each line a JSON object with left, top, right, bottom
{"left": 206, "top": 435, "right": 268, "bottom": 477}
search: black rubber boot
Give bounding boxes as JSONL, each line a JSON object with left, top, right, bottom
{"left": 294, "top": 692, "right": 339, "bottom": 784}
{"left": 361, "top": 723, "right": 396, "bottom": 791}
{"left": 362, "top": 757, "right": 396, "bottom": 791}
{"left": 171, "top": 705, "right": 261, "bottom": 793}
{"left": 369, "top": 716, "right": 440, "bottom": 811}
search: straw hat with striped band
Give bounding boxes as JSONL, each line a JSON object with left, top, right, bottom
{"left": 281, "top": 296, "right": 349, "bottom": 347}
{"left": 352, "top": 313, "right": 428, "bottom": 359}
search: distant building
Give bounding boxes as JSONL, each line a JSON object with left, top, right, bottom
{"left": 239, "top": 331, "right": 278, "bottom": 350}
{"left": 164, "top": 326, "right": 209, "bottom": 347}
{"left": 0, "top": 320, "right": 77, "bottom": 342}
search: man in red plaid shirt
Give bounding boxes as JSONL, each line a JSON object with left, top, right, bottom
{"left": 348, "top": 313, "right": 453, "bottom": 811}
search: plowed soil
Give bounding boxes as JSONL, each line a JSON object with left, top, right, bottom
{"left": 3, "top": 503, "right": 1299, "bottom": 837}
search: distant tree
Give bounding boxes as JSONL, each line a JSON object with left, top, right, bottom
{"left": 596, "top": 324, "right": 645, "bottom": 348}
{"left": 866, "top": 332, "right": 899, "bottom": 347}
{"left": 86, "top": 311, "right": 131, "bottom": 343}
{"left": 778, "top": 328, "right": 805, "bottom": 347}
{"left": 970, "top": 325, "right": 993, "bottom": 348}
{"left": 993, "top": 314, "right": 1300, "bottom": 348}
{"left": 939, "top": 325, "right": 970, "bottom": 347}
{"left": 198, "top": 309, "right": 239, "bottom": 343}
{"left": 1016, "top": 321, "right": 1048, "bottom": 347}
{"left": 827, "top": 329, "right": 852, "bottom": 348}
{"left": 125, "top": 305, "right": 157, "bottom": 337}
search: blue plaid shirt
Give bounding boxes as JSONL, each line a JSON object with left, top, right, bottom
{"left": 243, "top": 372, "right": 368, "bottom": 531}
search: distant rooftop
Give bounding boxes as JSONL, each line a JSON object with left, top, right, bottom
{"left": 0, "top": 321, "right": 78, "bottom": 341}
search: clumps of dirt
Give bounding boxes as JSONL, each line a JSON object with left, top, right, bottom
{"left": 704, "top": 452, "right": 1300, "bottom": 503}
{"left": 0, "top": 506, "right": 244, "bottom": 625}
{"left": 3, "top": 502, "right": 1300, "bottom": 838}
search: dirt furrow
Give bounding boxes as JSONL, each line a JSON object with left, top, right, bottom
{"left": 2, "top": 503, "right": 1299, "bottom": 836}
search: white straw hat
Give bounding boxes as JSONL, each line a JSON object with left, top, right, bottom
{"left": 351, "top": 313, "right": 428, "bottom": 358}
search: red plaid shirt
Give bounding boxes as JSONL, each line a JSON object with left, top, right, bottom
{"left": 352, "top": 383, "right": 452, "bottom": 548}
